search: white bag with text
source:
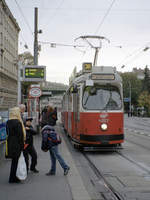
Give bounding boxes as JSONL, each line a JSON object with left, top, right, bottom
{"left": 16, "top": 152, "right": 27, "bottom": 180}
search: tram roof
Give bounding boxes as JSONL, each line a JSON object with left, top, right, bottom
{"left": 69, "top": 66, "right": 122, "bottom": 86}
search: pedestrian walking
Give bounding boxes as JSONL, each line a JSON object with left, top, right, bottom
{"left": 40, "top": 106, "right": 48, "bottom": 128}
{"left": 6, "top": 107, "right": 26, "bottom": 183}
{"left": 23, "top": 117, "right": 39, "bottom": 173}
{"left": 53, "top": 107, "right": 58, "bottom": 122}
{"left": 40, "top": 105, "right": 57, "bottom": 128}
{"left": 41, "top": 125, "right": 70, "bottom": 176}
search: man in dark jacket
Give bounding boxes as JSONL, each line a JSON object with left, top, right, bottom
{"left": 41, "top": 106, "right": 57, "bottom": 128}
{"left": 23, "top": 117, "right": 39, "bottom": 173}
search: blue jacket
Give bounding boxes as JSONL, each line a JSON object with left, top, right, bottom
{"left": 41, "top": 125, "right": 61, "bottom": 151}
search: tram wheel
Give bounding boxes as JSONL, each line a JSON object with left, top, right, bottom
{"left": 73, "top": 144, "right": 79, "bottom": 149}
{"left": 78, "top": 146, "right": 83, "bottom": 152}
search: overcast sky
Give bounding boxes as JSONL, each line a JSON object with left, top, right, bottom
{"left": 5, "top": 0, "right": 150, "bottom": 84}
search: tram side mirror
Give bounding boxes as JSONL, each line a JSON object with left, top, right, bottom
{"left": 89, "top": 87, "right": 97, "bottom": 95}
{"left": 70, "top": 84, "right": 78, "bottom": 93}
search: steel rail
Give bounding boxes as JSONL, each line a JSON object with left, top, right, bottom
{"left": 82, "top": 152, "right": 126, "bottom": 200}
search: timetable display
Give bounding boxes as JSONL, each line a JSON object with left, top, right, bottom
{"left": 23, "top": 65, "right": 46, "bottom": 82}
{"left": 25, "top": 68, "right": 44, "bottom": 78}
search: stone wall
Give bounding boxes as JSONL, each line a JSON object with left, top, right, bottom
{"left": 0, "top": 74, "right": 17, "bottom": 111}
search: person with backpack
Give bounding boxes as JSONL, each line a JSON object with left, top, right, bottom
{"left": 41, "top": 125, "right": 70, "bottom": 176}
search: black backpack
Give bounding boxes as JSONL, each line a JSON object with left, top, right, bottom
{"left": 41, "top": 129, "right": 49, "bottom": 152}
{"left": 41, "top": 126, "right": 61, "bottom": 152}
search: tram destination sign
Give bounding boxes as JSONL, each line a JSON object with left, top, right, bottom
{"left": 91, "top": 74, "right": 115, "bottom": 80}
{"left": 23, "top": 65, "right": 46, "bottom": 82}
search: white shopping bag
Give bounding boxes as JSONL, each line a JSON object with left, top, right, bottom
{"left": 16, "top": 152, "right": 27, "bottom": 180}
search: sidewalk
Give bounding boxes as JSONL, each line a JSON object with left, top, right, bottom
{"left": 0, "top": 124, "right": 91, "bottom": 200}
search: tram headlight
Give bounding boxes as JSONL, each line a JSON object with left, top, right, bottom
{"left": 101, "top": 123, "right": 108, "bottom": 131}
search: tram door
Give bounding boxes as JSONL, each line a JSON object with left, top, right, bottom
{"left": 72, "top": 90, "right": 80, "bottom": 137}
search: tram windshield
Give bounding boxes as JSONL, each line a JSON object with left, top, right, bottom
{"left": 82, "top": 84, "right": 122, "bottom": 110}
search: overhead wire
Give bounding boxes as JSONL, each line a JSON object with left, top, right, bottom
{"left": 39, "top": 41, "right": 86, "bottom": 48}
{"left": 19, "top": 33, "right": 29, "bottom": 48}
{"left": 116, "top": 42, "right": 150, "bottom": 68}
{"left": 43, "top": 0, "right": 65, "bottom": 23}
{"left": 88, "top": 0, "right": 150, "bottom": 69}
{"left": 94, "top": 0, "right": 116, "bottom": 34}
{"left": 13, "top": 0, "right": 33, "bottom": 53}
{"left": 38, "top": 0, "right": 65, "bottom": 53}
{"left": 121, "top": 52, "right": 146, "bottom": 67}
{"left": 14, "top": 0, "right": 33, "bottom": 35}
{"left": 79, "top": 0, "right": 116, "bottom": 63}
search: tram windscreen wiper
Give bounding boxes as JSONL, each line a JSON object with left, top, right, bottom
{"left": 83, "top": 95, "right": 89, "bottom": 106}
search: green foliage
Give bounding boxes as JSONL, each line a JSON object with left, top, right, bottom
{"left": 142, "top": 66, "right": 150, "bottom": 93}
{"left": 120, "top": 66, "right": 150, "bottom": 116}
{"left": 120, "top": 72, "right": 142, "bottom": 106}
{"left": 138, "top": 91, "right": 150, "bottom": 116}
{"left": 19, "top": 51, "right": 34, "bottom": 65}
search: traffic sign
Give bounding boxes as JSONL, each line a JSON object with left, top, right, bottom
{"left": 124, "top": 97, "right": 130, "bottom": 102}
{"left": 29, "top": 87, "right": 42, "bottom": 98}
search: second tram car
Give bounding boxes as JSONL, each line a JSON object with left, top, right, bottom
{"left": 61, "top": 63, "right": 124, "bottom": 149}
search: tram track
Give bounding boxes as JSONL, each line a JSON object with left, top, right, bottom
{"left": 126, "top": 138, "right": 150, "bottom": 152}
{"left": 61, "top": 124, "right": 150, "bottom": 199}
{"left": 116, "top": 150, "right": 150, "bottom": 174}
{"left": 82, "top": 146, "right": 150, "bottom": 200}
{"left": 82, "top": 152, "right": 126, "bottom": 200}
{"left": 125, "top": 128, "right": 150, "bottom": 151}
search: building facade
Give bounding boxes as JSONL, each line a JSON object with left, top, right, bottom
{"left": 0, "top": 0, "right": 20, "bottom": 111}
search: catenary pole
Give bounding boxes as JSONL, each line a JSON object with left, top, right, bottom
{"left": 17, "top": 60, "right": 22, "bottom": 105}
{"left": 34, "top": 7, "right": 38, "bottom": 65}
{"left": 129, "top": 81, "right": 132, "bottom": 116}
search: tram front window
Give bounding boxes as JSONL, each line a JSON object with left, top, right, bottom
{"left": 82, "top": 85, "right": 122, "bottom": 110}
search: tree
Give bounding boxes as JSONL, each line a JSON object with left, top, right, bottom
{"left": 120, "top": 72, "right": 142, "bottom": 109}
{"left": 142, "top": 66, "right": 150, "bottom": 93}
{"left": 19, "top": 51, "right": 34, "bottom": 65}
{"left": 138, "top": 91, "right": 150, "bottom": 116}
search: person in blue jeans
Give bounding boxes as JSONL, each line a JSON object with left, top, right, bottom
{"left": 41, "top": 125, "right": 70, "bottom": 176}
{"left": 48, "top": 145, "right": 69, "bottom": 175}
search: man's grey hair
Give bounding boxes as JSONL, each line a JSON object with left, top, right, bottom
{"left": 19, "top": 104, "right": 25, "bottom": 109}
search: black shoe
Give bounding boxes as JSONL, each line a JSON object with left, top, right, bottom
{"left": 64, "top": 167, "right": 70, "bottom": 175}
{"left": 45, "top": 171, "right": 55, "bottom": 176}
{"left": 9, "top": 179, "right": 21, "bottom": 183}
{"left": 30, "top": 168, "right": 39, "bottom": 173}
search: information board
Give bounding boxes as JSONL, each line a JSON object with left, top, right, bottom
{"left": 23, "top": 65, "right": 46, "bottom": 82}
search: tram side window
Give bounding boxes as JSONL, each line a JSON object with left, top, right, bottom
{"left": 82, "top": 85, "right": 122, "bottom": 110}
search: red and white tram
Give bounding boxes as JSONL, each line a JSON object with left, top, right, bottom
{"left": 61, "top": 63, "right": 124, "bottom": 149}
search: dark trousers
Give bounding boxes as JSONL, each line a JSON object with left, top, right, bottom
{"left": 9, "top": 156, "right": 19, "bottom": 182}
{"left": 23, "top": 145, "right": 37, "bottom": 171}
